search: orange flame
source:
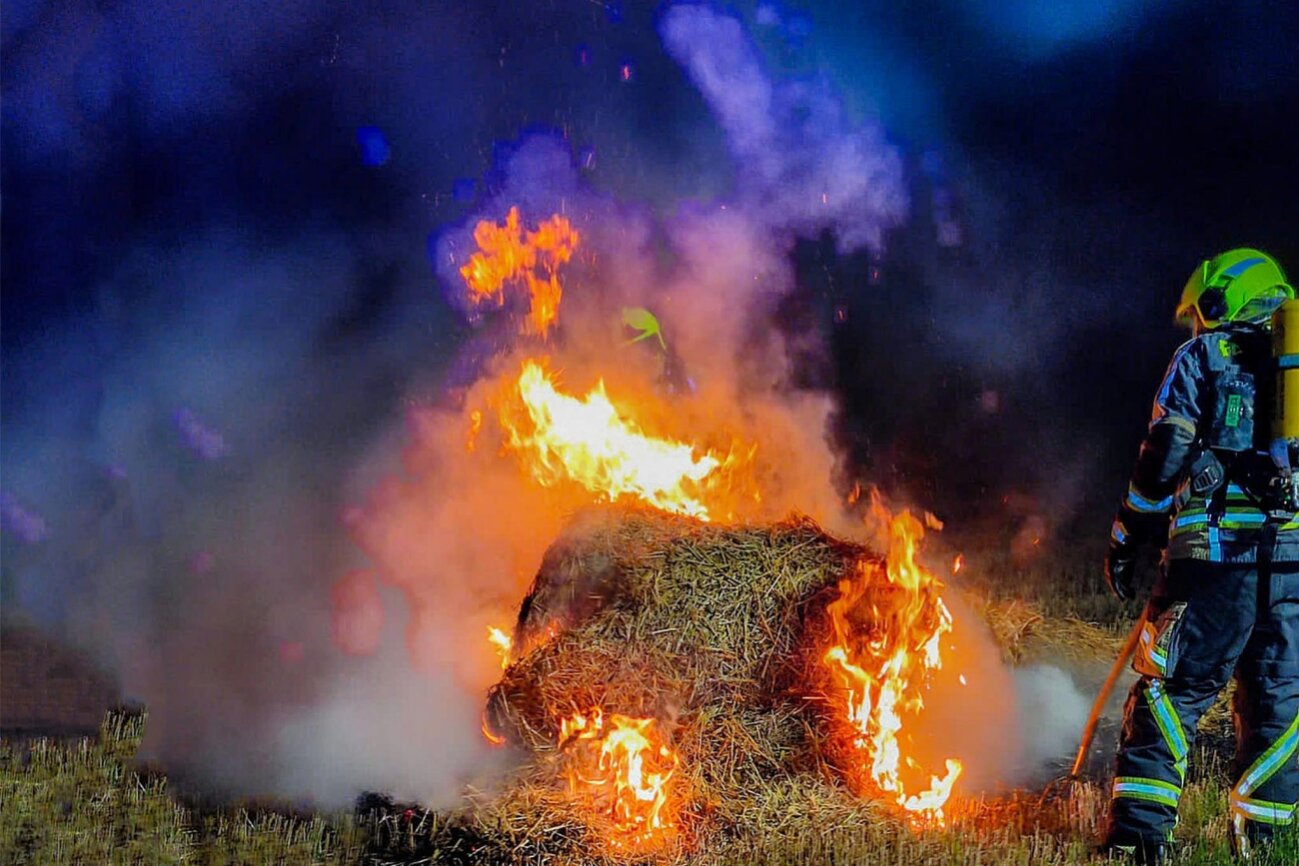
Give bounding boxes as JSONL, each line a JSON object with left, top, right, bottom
{"left": 558, "top": 708, "right": 679, "bottom": 851}
{"left": 459, "top": 206, "right": 579, "bottom": 337}
{"left": 487, "top": 625, "right": 513, "bottom": 670}
{"left": 497, "top": 360, "right": 737, "bottom": 520}
{"left": 822, "top": 493, "right": 964, "bottom": 824}
{"left": 846, "top": 481, "right": 863, "bottom": 506}
{"left": 481, "top": 713, "right": 507, "bottom": 747}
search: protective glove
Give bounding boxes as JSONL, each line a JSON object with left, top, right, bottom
{"left": 1104, "top": 544, "right": 1137, "bottom": 601}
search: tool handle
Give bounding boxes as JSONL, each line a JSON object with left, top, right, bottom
{"left": 1070, "top": 610, "right": 1148, "bottom": 779}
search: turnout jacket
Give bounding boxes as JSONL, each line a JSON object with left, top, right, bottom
{"left": 1112, "top": 324, "right": 1299, "bottom": 564}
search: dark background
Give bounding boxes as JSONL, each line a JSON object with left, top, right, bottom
{"left": 4, "top": 0, "right": 1298, "bottom": 607}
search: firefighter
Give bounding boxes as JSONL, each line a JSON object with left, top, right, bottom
{"left": 1103, "top": 249, "right": 1299, "bottom": 862}
{"left": 621, "top": 306, "right": 695, "bottom": 395}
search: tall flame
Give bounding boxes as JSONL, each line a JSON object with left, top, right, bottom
{"left": 459, "top": 206, "right": 579, "bottom": 337}
{"left": 498, "top": 360, "right": 729, "bottom": 519}
{"left": 822, "top": 494, "right": 963, "bottom": 824}
{"left": 558, "top": 708, "right": 680, "bottom": 851}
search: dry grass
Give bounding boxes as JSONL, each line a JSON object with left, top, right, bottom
{"left": 8, "top": 714, "right": 1295, "bottom": 866}
{"left": 982, "top": 598, "right": 1127, "bottom": 666}
{"left": 4, "top": 508, "right": 1294, "bottom": 865}
{"left": 0, "top": 710, "right": 366, "bottom": 865}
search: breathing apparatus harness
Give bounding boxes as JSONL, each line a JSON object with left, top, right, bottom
{"left": 1187, "top": 450, "right": 1291, "bottom": 559}
{"left": 1182, "top": 304, "right": 1299, "bottom": 555}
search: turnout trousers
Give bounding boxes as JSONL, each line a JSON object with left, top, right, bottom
{"left": 1106, "top": 558, "right": 1299, "bottom": 855}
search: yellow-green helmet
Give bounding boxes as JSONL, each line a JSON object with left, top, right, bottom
{"left": 1176, "top": 248, "right": 1293, "bottom": 332}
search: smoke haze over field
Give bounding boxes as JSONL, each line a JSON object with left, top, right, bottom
{"left": 3, "top": 1, "right": 1296, "bottom": 805}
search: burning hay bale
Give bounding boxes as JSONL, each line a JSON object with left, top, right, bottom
{"left": 486, "top": 508, "right": 863, "bottom": 824}
{"left": 479, "top": 504, "right": 978, "bottom": 858}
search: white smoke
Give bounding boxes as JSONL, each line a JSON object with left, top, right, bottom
{"left": 1013, "top": 664, "right": 1095, "bottom": 776}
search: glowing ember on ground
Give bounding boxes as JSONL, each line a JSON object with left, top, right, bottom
{"left": 497, "top": 360, "right": 734, "bottom": 520}
{"left": 822, "top": 494, "right": 964, "bottom": 824}
{"left": 558, "top": 708, "right": 680, "bottom": 851}
{"left": 459, "top": 206, "right": 579, "bottom": 337}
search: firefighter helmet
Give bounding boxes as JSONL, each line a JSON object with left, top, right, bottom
{"left": 1176, "top": 248, "right": 1292, "bottom": 332}
{"left": 622, "top": 306, "right": 666, "bottom": 349}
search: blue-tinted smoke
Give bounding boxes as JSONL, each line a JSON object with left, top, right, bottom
{"left": 661, "top": 3, "right": 907, "bottom": 253}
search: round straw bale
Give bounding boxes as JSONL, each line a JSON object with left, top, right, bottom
{"left": 486, "top": 506, "right": 868, "bottom": 763}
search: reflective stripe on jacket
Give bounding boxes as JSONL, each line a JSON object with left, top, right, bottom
{"left": 1116, "top": 326, "right": 1299, "bottom": 564}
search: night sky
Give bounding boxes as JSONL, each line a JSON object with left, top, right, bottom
{"left": 6, "top": 2, "right": 1296, "bottom": 520}
{"left": 2, "top": 1, "right": 1298, "bottom": 775}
